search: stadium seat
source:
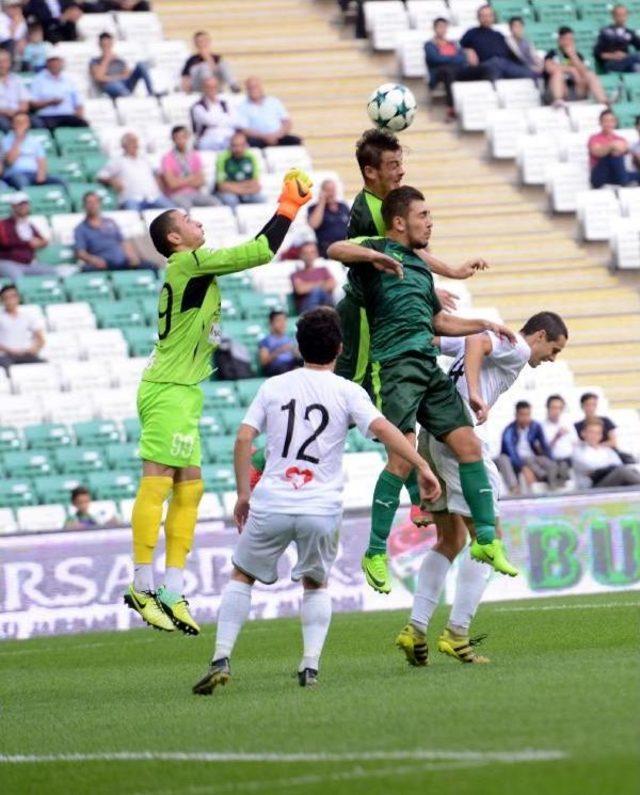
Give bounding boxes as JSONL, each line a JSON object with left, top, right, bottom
{"left": 201, "top": 382, "right": 237, "bottom": 410}
{"left": 33, "top": 474, "right": 82, "bottom": 505}
{"left": 576, "top": 189, "right": 621, "bottom": 241}
{"left": 93, "top": 387, "right": 137, "bottom": 421}
{"left": 54, "top": 127, "right": 101, "bottom": 157}
{"left": 0, "top": 507, "right": 18, "bottom": 534}
{"left": 617, "top": 187, "right": 640, "bottom": 217}
{"left": 123, "top": 326, "right": 157, "bottom": 357}
{"left": 516, "top": 133, "right": 559, "bottom": 185}
{"left": 46, "top": 155, "right": 86, "bottom": 183}
{"left": 0, "top": 479, "right": 37, "bottom": 508}
{"left": 115, "top": 96, "right": 164, "bottom": 127}
{"left": 65, "top": 272, "right": 113, "bottom": 302}
{"left": 45, "top": 302, "right": 96, "bottom": 332}
{"left": 44, "top": 392, "right": 95, "bottom": 425}
{"left": 567, "top": 103, "right": 607, "bottom": 132}
{"left": 238, "top": 292, "right": 283, "bottom": 321}
{"left": 263, "top": 145, "right": 313, "bottom": 174}
{"left": 105, "top": 442, "right": 139, "bottom": 473}
{"left": 91, "top": 299, "right": 145, "bottom": 330}
{"left": 110, "top": 269, "right": 159, "bottom": 299}
{"left": 235, "top": 378, "right": 266, "bottom": 406}
{"left": 76, "top": 12, "right": 118, "bottom": 40}
{"left": 234, "top": 203, "right": 272, "bottom": 235}
{"left": 199, "top": 412, "right": 224, "bottom": 435}
{"left": 0, "top": 369, "right": 9, "bottom": 396}
{"left": 9, "top": 363, "right": 61, "bottom": 394}
{"left": 3, "top": 449, "right": 53, "bottom": 478}
{"left": 190, "top": 206, "right": 239, "bottom": 241}
{"left": 452, "top": 81, "right": 498, "bottom": 131}
{"left": 495, "top": 79, "right": 541, "bottom": 109}
{"left": 0, "top": 426, "right": 22, "bottom": 452}
{"left": 78, "top": 329, "right": 129, "bottom": 360}
{"left": 24, "top": 423, "right": 73, "bottom": 450}
{"left": 37, "top": 243, "right": 78, "bottom": 267}
{"left": 611, "top": 102, "right": 639, "bottom": 128}
{"left": 395, "top": 31, "right": 428, "bottom": 79}
{"left": 16, "top": 275, "right": 64, "bottom": 305}
{"left": 547, "top": 163, "right": 590, "bottom": 212}
{"left": 525, "top": 106, "right": 572, "bottom": 134}
{"left": 83, "top": 98, "right": 120, "bottom": 129}
{"left": 200, "top": 464, "right": 236, "bottom": 492}
{"left": 87, "top": 470, "right": 137, "bottom": 500}
{"left": 486, "top": 109, "right": 528, "bottom": 159}
{"left": 40, "top": 331, "right": 83, "bottom": 362}
{"left": 102, "top": 210, "right": 146, "bottom": 239}
{"left": 67, "top": 183, "right": 118, "bottom": 212}
{"left": 27, "top": 128, "right": 56, "bottom": 155}
{"left": 491, "top": 0, "right": 534, "bottom": 22}
{"left": 74, "top": 419, "right": 121, "bottom": 447}
{"left": 50, "top": 212, "right": 85, "bottom": 245}
{"left": 24, "top": 185, "right": 72, "bottom": 215}
{"left": 406, "top": 0, "right": 451, "bottom": 28}
{"left": 58, "top": 359, "right": 111, "bottom": 396}
{"left": 0, "top": 394, "right": 45, "bottom": 428}
{"left": 160, "top": 92, "right": 200, "bottom": 126}
{"left": 108, "top": 356, "right": 148, "bottom": 389}
{"left": 116, "top": 11, "right": 163, "bottom": 40}
{"left": 122, "top": 417, "right": 140, "bottom": 442}
{"left": 16, "top": 504, "right": 67, "bottom": 532}
{"left": 82, "top": 152, "right": 109, "bottom": 181}
{"left": 203, "top": 434, "right": 236, "bottom": 464}
{"left": 55, "top": 446, "right": 107, "bottom": 475}
{"left": 610, "top": 217, "right": 640, "bottom": 270}
{"left": 216, "top": 407, "right": 247, "bottom": 435}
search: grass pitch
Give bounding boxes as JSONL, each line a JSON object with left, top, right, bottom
{"left": 1, "top": 592, "right": 639, "bottom": 795}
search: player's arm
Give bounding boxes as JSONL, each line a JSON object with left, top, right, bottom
{"left": 415, "top": 248, "right": 489, "bottom": 280}
{"left": 326, "top": 239, "right": 404, "bottom": 278}
{"left": 463, "top": 332, "right": 493, "bottom": 425}
{"left": 233, "top": 423, "right": 259, "bottom": 531}
{"left": 433, "top": 311, "right": 516, "bottom": 344}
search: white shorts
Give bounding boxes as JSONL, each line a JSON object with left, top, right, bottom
{"left": 419, "top": 431, "right": 502, "bottom": 518}
{"left": 232, "top": 511, "right": 342, "bottom": 586}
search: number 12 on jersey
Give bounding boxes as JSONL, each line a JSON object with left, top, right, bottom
{"left": 280, "top": 399, "right": 329, "bottom": 464}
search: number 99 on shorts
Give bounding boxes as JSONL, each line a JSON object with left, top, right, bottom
{"left": 171, "top": 432, "right": 195, "bottom": 459}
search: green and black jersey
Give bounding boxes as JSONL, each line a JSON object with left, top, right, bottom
{"left": 345, "top": 189, "right": 385, "bottom": 306}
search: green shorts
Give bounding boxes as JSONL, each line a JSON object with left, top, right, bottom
{"left": 137, "top": 380, "right": 204, "bottom": 469}
{"left": 335, "top": 293, "right": 372, "bottom": 395}
{"left": 371, "top": 352, "right": 472, "bottom": 438}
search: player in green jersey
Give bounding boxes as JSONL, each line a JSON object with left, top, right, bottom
{"left": 328, "top": 186, "right": 519, "bottom": 594}
{"left": 124, "top": 168, "right": 313, "bottom": 635}
{"left": 338, "top": 128, "right": 489, "bottom": 529}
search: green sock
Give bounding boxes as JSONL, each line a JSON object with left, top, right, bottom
{"left": 404, "top": 469, "right": 421, "bottom": 506}
{"left": 367, "top": 469, "right": 404, "bottom": 556}
{"left": 459, "top": 461, "right": 496, "bottom": 544}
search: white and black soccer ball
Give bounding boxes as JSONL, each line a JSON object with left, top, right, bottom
{"left": 367, "top": 83, "right": 417, "bottom": 132}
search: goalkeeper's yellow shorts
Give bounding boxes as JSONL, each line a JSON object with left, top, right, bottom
{"left": 137, "top": 381, "right": 203, "bottom": 469}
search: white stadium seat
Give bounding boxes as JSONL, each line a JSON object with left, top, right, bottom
{"left": 547, "top": 164, "right": 590, "bottom": 213}
{"left": 558, "top": 130, "right": 592, "bottom": 169}
{"left": 235, "top": 203, "right": 272, "bottom": 235}
{"left": 617, "top": 187, "right": 640, "bottom": 216}
{"left": 568, "top": 103, "right": 607, "bottom": 132}
{"left": 406, "top": 0, "right": 451, "bottom": 28}
{"left": 45, "top": 302, "right": 96, "bottom": 332}
{"left": 29, "top": 214, "right": 52, "bottom": 241}
{"left": 77, "top": 13, "right": 118, "bottom": 41}
{"left": 43, "top": 391, "right": 95, "bottom": 424}
{"left": 371, "top": 4, "right": 410, "bottom": 50}
{"left": 78, "top": 329, "right": 129, "bottom": 360}
{"left": 525, "top": 105, "right": 572, "bottom": 135}
{"left": 20, "top": 303, "right": 46, "bottom": 327}
{"left": 610, "top": 217, "right": 640, "bottom": 270}
{"left": 148, "top": 39, "right": 190, "bottom": 77}
{"left": 452, "top": 81, "right": 498, "bottom": 131}
{"left": 263, "top": 146, "right": 313, "bottom": 175}
{"left": 486, "top": 109, "right": 527, "bottom": 159}
{"left": 190, "top": 206, "right": 239, "bottom": 240}
{"left": 0, "top": 394, "right": 45, "bottom": 428}
{"left": 0, "top": 508, "right": 18, "bottom": 535}
{"left": 516, "top": 133, "right": 558, "bottom": 185}
{"left": 108, "top": 357, "right": 148, "bottom": 388}
{"left": 50, "top": 213, "right": 85, "bottom": 245}
{"left": 576, "top": 189, "right": 621, "bottom": 241}
{"left": 160, "top": 92, "right": 200, "bottom": 125}
{"left": 40, "top": 331, "right": 83, "bottom": 362}
{"left": 102, "top": 211, "right": 145, "bottom": 239}
{"left": 87, "top": 500, "right": 121, "bottom": 525}
{"left": 495, "top": 79, "right": 541, "bottom": 109}
{"left": 16, "top": 505, "right": 67, "bottom": 533}
{"left": 250, "top": 259, "right": 298, "bottom": 295}
{"left": 115, "top": 96, "right": 164, "bottom": 127}
{"left": 83, "top": 97, "right": 120, "bottom": 128}
{"left": 116, "top": 11, "right": 163, "bottom": 41}
{"left": 396, "top": 31, "right": 428, "bottom": 79}
{"left": 9, "top": 363, "right": 61, "bottom": 394}
{"left": 93, "top": 387, "right": 137, "bottom": 421}
{"left": 0, "top": 369, "right": 10, "bottom": 394}
{"left": 57, "top": 360, "right": 113, "bottom": 392}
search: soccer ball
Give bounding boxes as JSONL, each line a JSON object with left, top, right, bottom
{"left": 367, "top": 83, "right": 417, "bottom": 132}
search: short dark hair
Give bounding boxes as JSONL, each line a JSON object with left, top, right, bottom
{"left": 433, "top": 16, "right": 448, "bottom": 26}
{"left": 520, "top": 311, "right": 568, "bottom": 341}
{"left": 509, "top": 15, "right": 524, "bottom": 25}
{"left": 149, "top": 210, "right": 180, "bottom": 258}
{"left": 171, "top": 124, "right": 188, "bottom": 137}
{"left": 355, "top": 128, "right": 401, "bottom": 177}
{"left": 558, "top": 26, "right": 573, "bottom": 35}
{"left": 71, "top": 486, "right": 91, "bottom": 502}
{"left": 27, "top": 21, "right": 43, "bottom": 32}
{"left": 600, "top": 109, "right": 616, "bottom": 121}
{"left": 515, "top": 400, "right": 531, "bottom": 412}
{"left": 83, "top": 190, "right": 99, "bottom": 204}
{"left": 381, "top": 186, "right": 425, "bottom": 229}
{"left": 546, "top": 394, "right": 565, "bottom": 408}
{"left": 99, "top": 31, "right": 114, "bottom": 42}
{"left": 193, "top": 30, "right": 207, "bottom": 39}
{"left": 0, "top": 283, "right": 18, "bottom": 297}
{"left": 580, "top": 392, "right": 598, "bottom": 405}
{"left": 296, "top": 307, "right": 342, "bottom": 365}
{"left": 268, "top": 309, "right": 286, "bottom": 323}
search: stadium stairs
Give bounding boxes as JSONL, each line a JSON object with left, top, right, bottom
{"left": 155, "top": 0, "right": 640, "bottom": 407}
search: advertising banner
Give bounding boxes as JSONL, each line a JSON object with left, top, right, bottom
{"left": 1, "top": 490, "right": 639, "bottom": 640}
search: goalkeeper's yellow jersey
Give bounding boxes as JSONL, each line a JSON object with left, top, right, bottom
{"left": 142, "top": 237, "right": 272, "bottom": 386}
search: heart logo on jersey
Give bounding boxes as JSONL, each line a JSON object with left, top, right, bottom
{"left": 285, "top": 466, "right": 314, "bottom": 490}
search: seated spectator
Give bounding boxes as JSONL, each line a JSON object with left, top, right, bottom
{"left": 0, "top": 282, "right": 45, "bottom": 371}
{"left": 259, "top": 309, "right": 301, "bottom": 377}
{"left": 506, "top": 16, "right": 544, "bottom": 76}
{"left": 98, "top": 132, "right": 173, "bottom": 211}
{"left": 1, "top": 110, "right": 65, "bottom": 188}
{"left": 575, "top": 392, "right": 617, "bottom": 448}
{"left": 191, "top": 76, "right": 238, "bottom": 151}
{"left": 160, "top": 125, "right": 219, "bottom": 209}
{"left": 631, "top": 114, "right": 640, "bottom": 171}
{"left": 572, "top": 418, "right": 640, "bottom": 489}
{"left": 589, "top": 109, "right": 639, "bottom": 188}
{"left": 24, "top": 0, "right": 82, "bottom": 44}
{"left": 214, "top": 131, "right": 264, "bottom": 207}
{"left": 89, "top": 31, "right": 156, "bottom": 99}
{"left": 307, "top": 179, "right": 349, "bottom": 257}
{"left": 74, "top": 190, "right": 157, "bottom": 271}
{"left": 290, "top": 241, "right": 336, "bottom": 313}
{"left": 29, "top": 46, "right": 88, "bottom": 128}
{"left": 594, "top": 4, "right": 640, "bottom": 73}
{"left": 545, "top": 26, "right": 608, "bottom": 105}
{"left": 496, "top": 400, "right": 566, "bottom": 494}
{"left": 0, "top": 192, "right": 52, "bottom": 279}
{"left": 0, "top": 0, "right": 28, "bottom": 59}
{"left": 21, "top": 20, "right": 48, "bottom": 72}
{"left": 425, "top": 17, "right": 493, "bottom": 121}
{"left": 181, "top": 30, "right": 239, "bottom": 94}
{"left": 239, "top": 76, "right": 302, "bottom": 148}
{"left": 541, "top": 394, "right": 576, "bottom": 479}
{"left": 460, "top": 5, "right": 536, "bottom": 81}
{"left": 0, "top": 48, "right": 29, "bottom": 133}
{"left": 63, "top": 486, "right": 119, "bottom": 530}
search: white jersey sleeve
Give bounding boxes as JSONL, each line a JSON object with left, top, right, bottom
{"left": 346, "top": 381, "right": 383, "bottom": 438}
{"left": 439, "top": 336, "right": 464, "bottom": 359}
{"left": 242, "top": 385, "right": 268, "bottom": 433}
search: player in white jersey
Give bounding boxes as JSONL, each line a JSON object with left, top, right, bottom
{"left": 193, "top": 308, "right": 442, "bottom": 693}
{"left": 396, "top": 312, "right": 568, "bottom": 666}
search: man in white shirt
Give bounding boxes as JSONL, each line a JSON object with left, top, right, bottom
{"left": 397, "top": 311, "right": 568, "bottom": 667}
{"left": 573, "top": 419, "right": 640, "bottom": 490}
{"left": 238, "top": 76, "right": 302, "bottom": 148}
{"left": 29, "top": 47, "right": 88, "bottom": 129}
{"left": 0, "top": 282, "right": 46, "bottom": 370}
{"left": 98, "top": 132, "right": 173, "bottom": 211}
{"left": 190, "top": 76, "right": 239, "bottom": 152}
{"left": 193, "top": 307, "right": 441, "bottom": 693}
{"left": 542, "top": 393, "right": 576, "bottom": 479}
{"left": 0, "top": 48, "right": 28, "bottom": 134}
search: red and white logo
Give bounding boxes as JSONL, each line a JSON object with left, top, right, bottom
{"left": 284, "top": 466, "right": 314, "bottom": 490}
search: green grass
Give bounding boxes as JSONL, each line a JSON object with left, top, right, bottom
{"left": 1, "top": 592, "right": 639, "bottom": 795}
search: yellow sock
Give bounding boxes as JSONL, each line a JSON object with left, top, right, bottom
{"left": 132, "top": 476, "right": 173, "bottom": 565}
{"left": 165, "top": 479, "right": 204, "bottom": 569}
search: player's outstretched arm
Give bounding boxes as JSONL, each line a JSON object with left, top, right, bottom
{"left": 433, "top": 312, "right": 517, "bottom": 344}
{"left": 369, "top": 417, "right": 441, "bottom": 502}
{"left": 464, "top": 333, "right": 492, "bottom": 425}
{"left": 416, "top": 249, "right": 489, "bottom": 280}
{"left": 326, "top": 240, "right": 404, "bottom": 278}
{"left": 233, "top": 423, "right": 258, "bottom": 531}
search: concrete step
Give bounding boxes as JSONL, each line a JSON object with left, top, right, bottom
{"left": 496, "top": 288, "right": 640, "bottom": 319}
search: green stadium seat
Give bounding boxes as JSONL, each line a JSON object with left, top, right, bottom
{"left": 53, "top": 127, "right": 100, "bottom": 156}
{"left": 139, "top": 296, "right": 158, "bottom": 325}
{"left": 235, "top": 377, "right": 266, "bottom": 406}
{"left": 0, "top": 479, "right": 36, "bottom": 508}
{"left": 55, "top": 447, "right": 107, "bottom": 475}
{"left": 622, "top": 73, "right": 640, "bottom": 102}
{"left": 238, "top": 292, "right": 284, "bottom": 321}
{"left": 28, "top": 128, "right": 56, "bottom": 155}
{"left": 65, "top": 272, "right": 113, "bottom": 302}
{"left": 123, "top": 326, "right": 157, "bottom": 357}
{"left": 612, "top": 101, "right": 638, "bottom": 127}
{"left": 534, "top": 3, "right": 578, "bottom": 25}
{"left": 222, "top": 319, "right": 266, "bottom": 349}
{"left": 37, "top": 243, "right": 78, "bottom": 267}
{"left": 87, "top": 470, "right": 137, "bottom": 500}
{"left": 33, "top": 474, "right": 81, "bottom": 504}
{"left": 110, "top": 270, "right": 159, "bottom": 299}
{"left": 526, "top": 22, "right": 559, "bottom": 49}
{"left": 82, "top": 152, "right": 109, "bottom": 180}
{"left": 200, "top": 464, "right": 235, "bottom": 492}
{"left": 344, "top": 428, "right": 362, "bottom": 453}
{"left": 92, "top": 299, "right": 145, "bottom": 329}
{"left": 3, "top": 450, "right": 53, "bottom": 478}
{"left": 219, "top": 295, "right": 241, "bottom": 320}
{"left": 491, "top": 1, "right": 534, "bottom": 23}
{"left": 73, "top": 419, "right": 121, "bottom": 447}
{"left": 122, "top": 417, "right": 141, "bottom": 443}
{"left": 24, "top": 423, "right": 73, "bottom": 450}
{"left": 203, "top": 434, "right": 235, "bottom": 464}
{"left": 67, "top": 182, "right": 118, "bottom": 212}
{"left": 46, "top": 156, "right": 86, "bottom": 183}
{"left": 199, "top": 412, "right": 224, "bottom": 435}
{"left": 24, "top": 184, "right": 72, "bottom": 215}
{"left": 0, "top": 426, "right": 22, "bottom": 452}
{"left": 576, "top": 1, "right": 611, "bottom": 24}
{"left": 599, "top": 73, "right": 626, "bottom": 104}
{"left": 201, "top": 381, "right": 237, "bottom": 411}
{"left": 105, "top": 442, "right": 140, "bottom": 472}
{"left": 16, "top": 275, "right": 64, "bottom": 305}
{"left": 217, "top": 407, "right": 248, "bottom": 434}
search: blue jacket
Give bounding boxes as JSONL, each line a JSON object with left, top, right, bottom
{"left": 501, "top": 420, "right": 552, "bottom": 473}
{"left": 424, "top": 40, "right": 467, "bottom": 87}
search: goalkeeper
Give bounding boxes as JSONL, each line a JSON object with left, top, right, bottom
{"left": 124, "top": 169, "right": 312, "bottom": 636}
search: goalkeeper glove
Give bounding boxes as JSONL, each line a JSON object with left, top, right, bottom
{"left": 277, "top": 168, "right": 313, "bottom": 220}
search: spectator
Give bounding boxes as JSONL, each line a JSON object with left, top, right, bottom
{"left": 496, "top": 400, "right": 566, "bottom": 494}
{"left": 589, "top": 109, "right": 639, "bottom": 188}
{"left": 425, "top": 17, "right": 493, "bottom": 121}
{"left": 160, "top": 124, "right": 218, "bottom": 209}
{"left": 545, "top": 26, "right": 608, "bottom": 105}
{"left": 594, "top": 4, "right": 640, "bottom": 73}
{"left": 97, "top": 132, "right": 173, "bottom": 211}
{"left": 0, "top": 0, "right": 28, "bottom": 58}
{"left": 1, "top": 110, "right": 65, "bottom": 188}
{"left": 74, "top": 191, "right": 157, "bottom": 271}
{"left": 89, "top": 31, "right": 156, "bottom": 99}
{"left": 572, "top": 418, "right": 640, "bottom": 489}
{"left": 87, "top": 1, "right": 151, "bottom": 11}
{"left": 181, "top": 30, "right": 239, "bottom": 94}
{"left": 63, "top": 486, "right": 119, "bottom": 530}
{"left": 0, "top": 282, "right": 45, "bottom": 371}
{"left": 21, "top": 21, "right": 48, "bottom": 72}
{"left": 0, "top": 192, "right": 52, "bottom": 279}
{"left": 541, "top": 394, "right": 576, "bottom": 480}
{"left": 29, "top": 46, "right": 88, "bottom": 128}
{"left": 290, "top": 241, "right": 336, "bottom": 313}
{"left": 258, "top": 309, "right": 301, "bottom": 377}
{"left": 307, "top": 179, "right": 350, "bottom": 257}
{"left": 191, "top": 76, "right": 239, "bottom": 151}
{"left": 23, "top": 0, "right": 82, "bottom": 44}
{"left": 239, "top": 76, "right": 302, "bottom": 148}
{"left": 214, "top": 131, "right": 264, "bottom": 207}
{"left": 574, "top": 392, "right": 617, "bottom": 448}
{"left": 506, "top": 16, "right": 544, "bottom": 76}
{"left": 631, "top": 114, "right": 640, "bottom": 171}
{"left": 0, "top": 48, "right": 29, "bottom": 133}
{"left": 460, "top": 5, "right": 536, "bottom": 81}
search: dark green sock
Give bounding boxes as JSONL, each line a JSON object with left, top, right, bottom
{"left": 459, "top": 461, "right": 496, "bottom": 544}
{"left": 367, "top": 469, "right": 404, "bottom": 556}
{"left": 404, "top": 469, "right": 421, "bottom": 506}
